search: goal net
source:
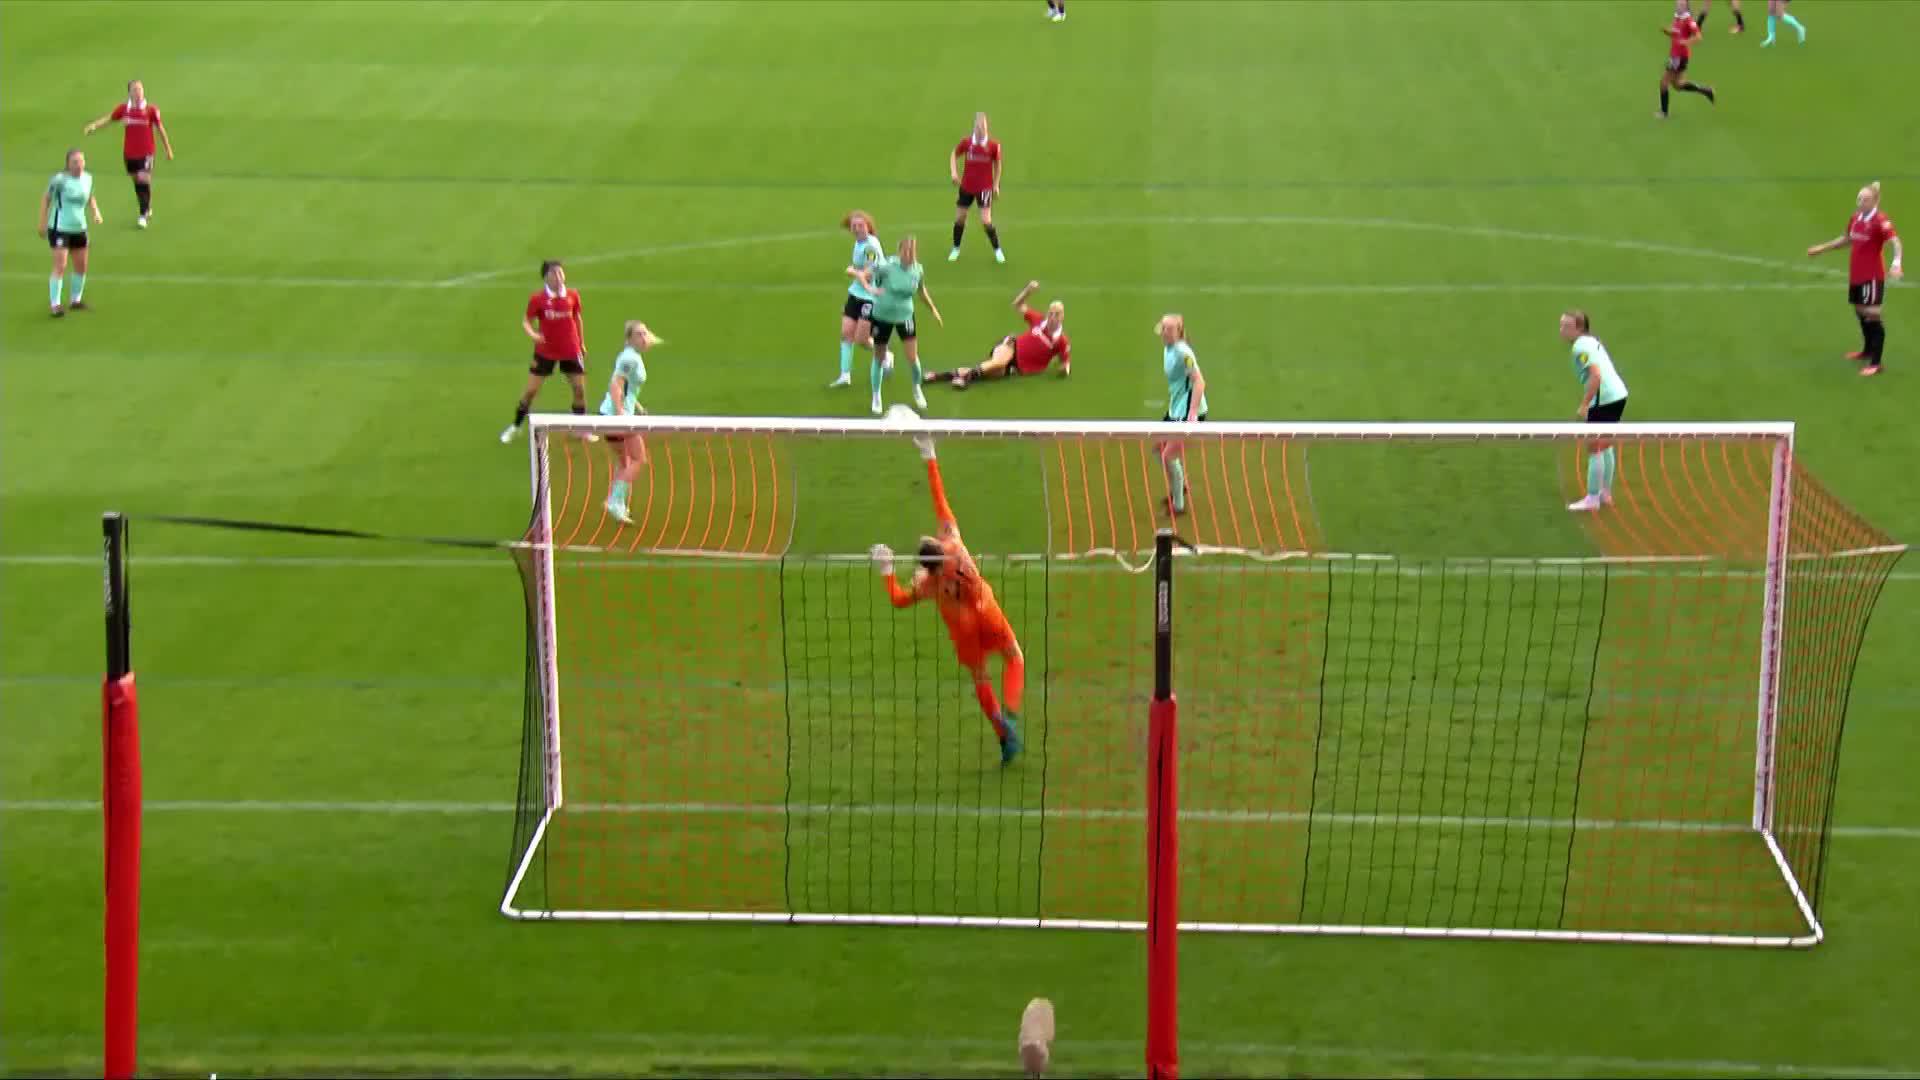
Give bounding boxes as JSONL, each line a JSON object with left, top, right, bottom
{"left": 502, "top": 416, "right": 1899, "bottom": 947}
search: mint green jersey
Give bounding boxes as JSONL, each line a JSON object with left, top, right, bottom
{"left": 1164, "top": 342, "right": 1207, "bottom": 420}
{"left": 871, "top": 256, "right": 923, "bottom": 325}
{"left": 847, "top": 234, "right": 885, "bottom": 302}
{"left": 1571, "top": 334, "right": 1627, "bottom": 406}
{"left": 599, "top": 347, "right": 647, "bottom": 416}
{"left": 46, "top": 171, "right": 93, "bottom": 234}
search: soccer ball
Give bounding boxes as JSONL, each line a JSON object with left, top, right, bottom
{"left": 884, "top": 404, "right": 920, "bottom": 427}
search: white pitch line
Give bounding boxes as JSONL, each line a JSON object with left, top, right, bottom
{"left": 5, "top": 797, "right": 1914, "bottom": 838}
{"left": 0, "top": 269, "right": 1859, "bottom": 295}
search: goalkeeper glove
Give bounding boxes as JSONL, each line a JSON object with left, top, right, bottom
{"left": 869, "top": 543, "right": 895, "bottom": 576}
{"left": 913, "top": 433, "right": 936, "bottom": 461}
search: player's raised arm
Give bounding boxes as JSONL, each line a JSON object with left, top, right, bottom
{"left": 81, "top": 110, "right": 117, "bottom": 136}
{"left": 1012, "top": 280, "right": 1039, "bottom": 313}
{"left": 913, "top": 432, "right": 961, "bottom": 538}
{"left": 871, "top": 544, "right": 932, "bottom": 607}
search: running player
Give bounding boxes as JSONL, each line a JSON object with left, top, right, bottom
{"left": 860, "top": 235, "right": 944, "bottom": 415}
{"left": 949, "top": 112, "right": 1004, "bottom": 263}
{"left": 501, "top": 260, "right": 590, "bottom": 443}
{"left": 1560, "top": 310, "right": 1629, "bottom": 512}
{"left": 831, "top": 211, "right": 885, "bottom": 389}
{"left": 924, "top": 281, "right": 1070, "bottom": 389}
{"left": 1808, "top": 182, "right": 1902, "bottom": 377}
{"left": 38, "top": 150, "right": 103, "bottom": 317}
{"left": 82, "top": 80, "right": 173, "bottom": 229}
{"left": 1659, "top": 5, "right": 1716, "bottom": 119}
{"left": 870, "top": 431, "right": 1024, "bottom": 765}
{"left": 1760, "top": 0, "right": 1805, "bottom": 46}
{"left": 602, "top": 320, "right": 663, "bottom": 523}
{"left": 1155, "top": 315, "right": 1209, "bottom": 517}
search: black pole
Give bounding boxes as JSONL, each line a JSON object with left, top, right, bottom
{"left": 1153, "top": 528, "right": 1173, "bottom": 701}
{"left": 104, "top": 513, "right": 131, "bottom": 680}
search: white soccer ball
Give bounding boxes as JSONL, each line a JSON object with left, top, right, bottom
{"left": 884, "top": 404, "right": 920, "bottom": 427}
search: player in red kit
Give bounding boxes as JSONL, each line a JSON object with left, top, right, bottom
{"left": 1808, "top": 182, "right": 1904, "bottom": 377}
{"left": 926, "top": 281, "right": 1071, "bottom": 390}
{"left": 948, "top": 112, "right": 1005, "bottom": 264}
{"left": 83, "top": 80, "right": 174, "bottom": 229}
{"left": 500, "top": 260, "right": 591, "bottom": 442}
{"left": 1658, "top": 5, "right": 1716, "bottom": 119}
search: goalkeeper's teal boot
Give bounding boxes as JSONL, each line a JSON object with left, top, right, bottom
{"left": 999, "top": 713, "right": 1023, "bottom": 765}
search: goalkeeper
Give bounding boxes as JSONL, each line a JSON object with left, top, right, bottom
{"left": 871, "top": 432, "right": 1025, "bottom": 765}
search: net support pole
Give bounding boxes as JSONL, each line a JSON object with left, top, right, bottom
{"left": 1753, "top": 434, "right": 1792, "bottom": 831}
{"left": 1145, "top": 529, "right": 1180, "bottom": 1080}
{"left": 101, "top": 512, "right": 140, "bottom": 1080}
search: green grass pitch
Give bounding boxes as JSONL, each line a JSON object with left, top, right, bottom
{"left": 4, "top": 0, "right": 1920, "bottom": 1076}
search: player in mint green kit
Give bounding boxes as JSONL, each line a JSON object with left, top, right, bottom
{"left": 601, "top": 321, "right": 663, "bottom": 524}
{"left": 1560, "top": 310, "right": 1630, "bottom": 512}
{"left": 861, "top": 235, "right": 943, "bottom": 415}
{"left": 1156, "top": 315, "right": 1209, "bottom": 516}
{"left": 831, "top": 211, "right": 886, "bottom": 388}
{"left": 37, "top": 150, "right": 103, "bottom": 317}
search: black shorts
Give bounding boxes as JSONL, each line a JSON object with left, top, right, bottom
{"left": 124, "top": 156, "right": 153, "bottom": 176}
{"left": 530, "top": 353, "right": 586, "bottom": 377}
{"left": 1848, "top": 280, "right": 1886, "bottom": 307}
{"left": 47, "top": 229, "right": 88, "bottom": 250}
{"left": 1666, "top": 55, "right": 1689, "bottom": 73}
{"left": 871, "top": 317, "right": 916, "bottom": 347}
{"left": 957, "top": 189, "right": 993, "bottom": 210}
{"left": 842, "top": 295, "right": 875, "bottom": 323}
{"left": 1586, "top": 398, "right": 1627, "bottom": 424}
{"left": 1163, "top": 409, "right": 1207, "bottom": 423}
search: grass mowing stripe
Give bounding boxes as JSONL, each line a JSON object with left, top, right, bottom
{"left": 5, "top": 798, "right": 1913, "bottom": 839}
{"left": 4, "top": 1029, "right": 1913, "bottom": 1079}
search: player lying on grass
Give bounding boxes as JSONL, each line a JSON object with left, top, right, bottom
{"left": 602, "top": 320, "right": 663, "bottom": 524}
{"left": 923, "top": 281, "right": 1070, "bottom": 389}
{"left": 869, "top": 430, "right": 1024, "bottom": 765}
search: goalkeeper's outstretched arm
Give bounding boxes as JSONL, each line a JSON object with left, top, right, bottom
{"left": 914, "top": 432, "right": 959, "bottom": 539}
{"left": 870, "top": 544, "right": 932, "bottom": 608}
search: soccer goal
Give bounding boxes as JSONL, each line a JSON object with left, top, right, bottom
{"left": 501, "top": 414, "right": 1900, "bottom": 949}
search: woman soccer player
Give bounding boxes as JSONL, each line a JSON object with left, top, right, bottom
{"left": 1659, "top": 4, "right": 1716, "bottom": 119}
{"left": 858, "top": 235, "right": 943, "bottom": 415}
{"left": 1808, "top": 182, "right": 1902, "bottom": 376}
{"left": 602, "top": 320, "right": 663, "bottom": 524}
{"left": 925, "top": 281, "right": 1071, "bottom": 389}
{"left": 82, "top": 79, "right": 173, "bottom": 229}
{"left": 870, "top": 430, "right": 1024, "bottom": 765}
{"left": 948, "top": 112, "right": 1004, "bottom": 263}
{"left": 38, "top": 149, "right": 103, "bottom": 317}
{"left": 1560, "top": 310, "right": 1630, "bottom": 512}
{"left": 1155, "top": 315, "right": 1208, "bottom": 517}
{"left": 830, "top": 211, "right": 885, "bottom": 389}
{"left": 1760, "top": 0, "right": 1805, "bottom": 46}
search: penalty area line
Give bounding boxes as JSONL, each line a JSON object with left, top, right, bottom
{"left": 2, "top": 798, "right": 1914, "bottom": 839}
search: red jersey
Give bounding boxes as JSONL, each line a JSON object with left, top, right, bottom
{"left": 1012, "top": 308, "right": 1070, "bottom": 374}
{"left": 110, "top": 101, "right": 162, "bottom": 158}
{"left": 1848, "top": 211, "right": 1898, "bottom": 284}
{"left": 526, "top": 287, "right": 584, "bottom": 360}
{"left": 1669, "top": 16, "right": 1698, "bottom": 59}
{"left": 954, "top": 137, "right": 1001, "bottom": 195}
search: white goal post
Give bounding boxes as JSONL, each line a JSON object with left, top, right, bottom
{"left": 500, "top": 414, "right": 1900, "bottom": 948}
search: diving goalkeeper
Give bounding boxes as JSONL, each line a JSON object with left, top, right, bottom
{"left": 871, "top": 432, "right": 1025, "bottom": 765}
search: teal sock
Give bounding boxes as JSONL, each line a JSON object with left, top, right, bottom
{"left": 1765, "top": 14, "right": 1776, "bottom": 35}
{"left": 70, "top": 273, "right": 85, "bottom": 302}
{"left": 869, "top": 358, "right": 882, "bottom": 389}
{"left": 839, "top": 340, "right": 853, "bottom": 376}
{"left": 912, "top": 359, "right": 924, "bottom": 385}
{"left": 49, "top": 274, "right": 62, "bottom": 308}
{"left": 1168, "top": 457, "right": 1188, "bottom": 509}
{"left": 610, "top": 480, "right": 630, "bottom": 505}
{"left": 1602, "top": 447, "right": 1618, "bottom": 494}
{"left": 1586, "top": 452, "right": 1605, "bottom": 497}
{"left": 1780, "top": 13, "right": 1803, "bottom": 33}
